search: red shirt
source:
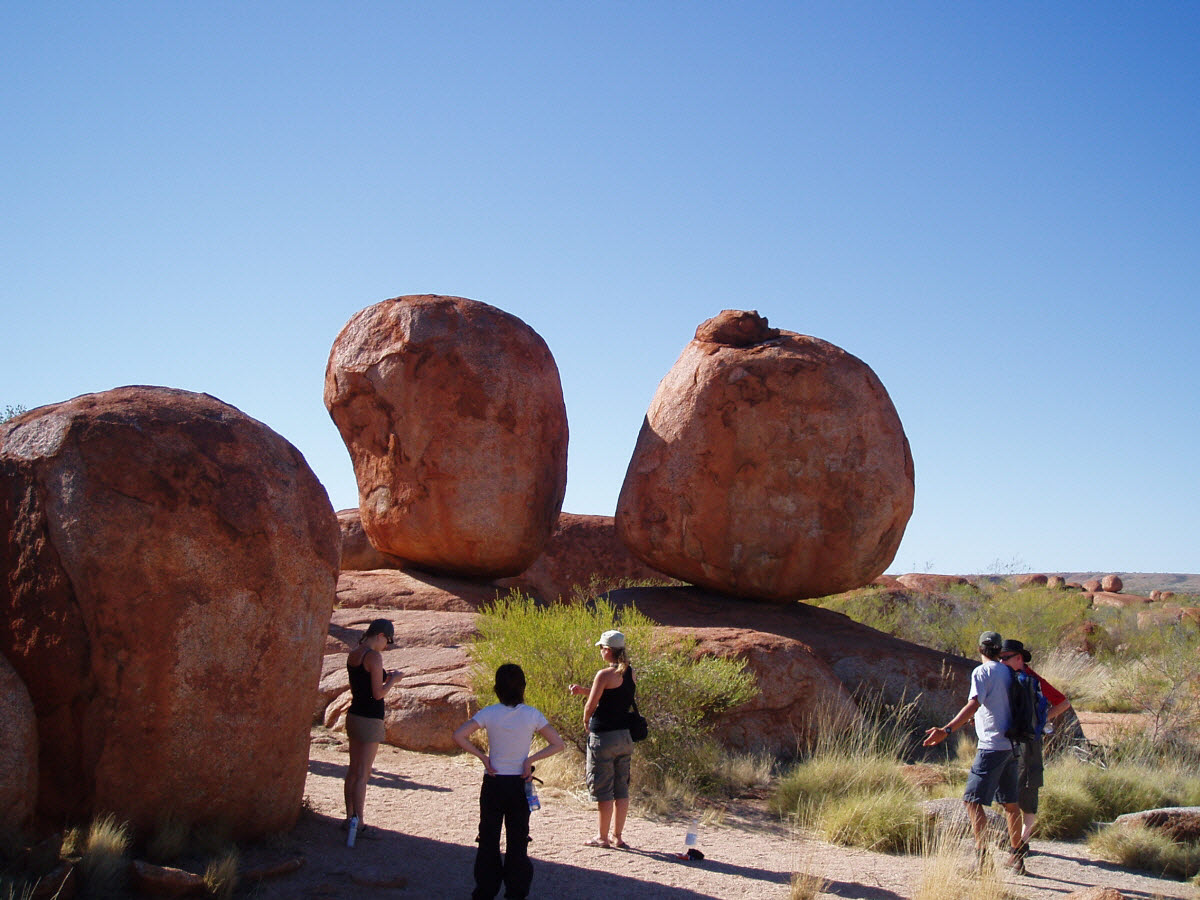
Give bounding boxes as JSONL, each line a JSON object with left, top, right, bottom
{"left": 1026, "top": 666, "right": 1067, "bottom": 707}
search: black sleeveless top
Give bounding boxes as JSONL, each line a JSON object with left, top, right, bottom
{"left": 347, "top": 659, "right": 384, "bottom": 719}
{"left": 589, "top": 666, "right": 636, "bottom": 733}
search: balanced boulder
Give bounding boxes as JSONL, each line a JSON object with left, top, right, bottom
{"left": 325, "top": 295, "right": 568, "bottom": 577}
{"left": 0, "top": 387, "right": 340, "bottom": 836}
{"left": 616, "top": 310, "right": 914, "bottom": 601}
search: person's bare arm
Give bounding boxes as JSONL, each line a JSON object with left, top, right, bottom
{"left": 922, "top": 697, "right": 981, "bottom": 746}
{"left": 452, "top": 719, "right": 495, "bottom": 774}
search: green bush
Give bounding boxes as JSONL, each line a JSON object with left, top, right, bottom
{"left": 816, "top": 787, "right": 927, "bottom": 853}
{"left": 1089, "top": 822, "right": 1200, "bottom": 880}
{"left": 467, "top": 591, "right": 758, "bottom": 796}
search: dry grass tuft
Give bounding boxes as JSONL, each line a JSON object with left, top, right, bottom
{"left": 203, "top": 849, "right": 240, "bottom": 900}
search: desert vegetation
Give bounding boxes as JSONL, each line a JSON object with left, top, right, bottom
{"left": 805, "top": 578, "right": 1200, "bottom": 881}
{"left": 466, "top": 590, "right": 762, "bottom": 812}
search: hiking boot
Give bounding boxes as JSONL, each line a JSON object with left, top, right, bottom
{"left": 1003, "top": 848, "right": 1027, "bottom": 875}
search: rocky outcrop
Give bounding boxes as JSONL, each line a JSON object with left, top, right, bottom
{"left": 895, "top": 573, "right": 969, "bottom": 593}
{"left": 338, "top": 509, "right": 674, "bottom": 603}
{"left": 337, "top": 508, "right": 404, "bottom": 571}
{"left": 0, "top": 653, "right": 36, "bottom": 829}
{"left": 322, "top": 574, "right": 974, "bottom": 755}
{"left": 1047, "top": 575, "right": 1067, "bottom": 589}
{"left": 1101, "top": 574, "right": 1124, "bottom": 593}
{"left": 616, "top": 310, "right": 913, "bottom": 602}
{"left": 324, "top": 295, "right": 568, "bottom": 577}
{"left": 495, "top": 513, "right": 675, "bottom": 602}
{"left": 0, "top": 387, "right": 340, "bottom": 836}
{"left": 1014, "top": 574, "right": 1048, "bottom": 588}
{"left": 321, "top": 608, "right": 478, "bottom": 753}
{"left": 1082, "top": 579, "right": 1103, "bottom": 592}
{"left": 1114, "top": 807, "right": 1200, "bottom": 842}
{"left": 603, "top": 585, "right": 973, "bottom": 750}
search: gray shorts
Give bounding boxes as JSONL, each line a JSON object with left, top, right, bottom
{"left": 346, "top": 712, "right": 385, "bottom": 744}
{"left": 586, "top": 729, "right": 633, "bottom": 802}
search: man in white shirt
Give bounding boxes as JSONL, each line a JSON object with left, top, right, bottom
{"left": 923, "top": 631, "right": 1023, "bottom": 868}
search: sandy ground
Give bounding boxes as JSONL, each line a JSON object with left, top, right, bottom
{"left": 234, "top": 730, "right": 1199, "bottom": 900}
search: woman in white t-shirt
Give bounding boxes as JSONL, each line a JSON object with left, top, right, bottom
{"left": 453, "top": 664, "right": 564, "bottom": 900}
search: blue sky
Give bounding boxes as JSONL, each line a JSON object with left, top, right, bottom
{"left": 3, "top": 3, "right": 1197, "bottom": 575}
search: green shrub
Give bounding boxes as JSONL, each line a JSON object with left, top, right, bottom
{"left": 468, "top": 591, "right": 758, "bottom": 798}
{"left": 817, "top": 787, "right": 927, "bottom": 853}
{"left": 1036, "top": 765, "right": 1102, "bottom": 839}
{"left": 1088, "top": 822, "right": 1200, "bottom": 880}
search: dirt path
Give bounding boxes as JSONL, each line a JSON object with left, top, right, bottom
{"left": 240, "top": 732, "right": 1197, "bottom": 899}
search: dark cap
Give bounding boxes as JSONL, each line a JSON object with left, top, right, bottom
{"left": 978, "top": 631, "right": 1003, "bottom": 651}
{"left": 1001, "top": 638, "right": 1032, "bottom": 662}
{"left": 364, "top": 618, "right": 394, "bottom": 644}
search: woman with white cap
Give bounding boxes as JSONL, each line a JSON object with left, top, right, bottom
{"left": 569, "top": 629, "right": 636, "bottom": 848}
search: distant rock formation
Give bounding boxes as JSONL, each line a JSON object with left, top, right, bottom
{"left": 1014, "top": 574, "right": 1048, "bottom": 588}
{"left": 0, "top": 387, "right": 340, "bottom": 836}
{"left": 896, "top": 573, "right": 969, "bottom": 592}
{"left": 616, "top": 310, "right": 913, "bottom": 602}
{"left": 324, "top": 295, "right": 568, "bottom": 577}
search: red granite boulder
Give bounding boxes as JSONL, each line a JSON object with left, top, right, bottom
{"left": 1101, "top": 574, "right": 1124, "bottom": 593}
{"left": 0, "top": 387, "right": 340, "bottom": 836}
{"left": 616, "top": 310, "right": 913, "bottom": 601}
{"left": 1047, "top": 575, "right": 1067, "bottom": 589}
{"left": 0, "top": 653, "right": 36, "bottom": 829}
{"left": 324, "top": 295, "right": 568, "bottom": 577}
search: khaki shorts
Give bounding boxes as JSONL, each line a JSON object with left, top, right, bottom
{"left": 586, "top": 729, "right": 633, "bottom": 802}
{"left": 346, "top": 712, "right": 386, "bottom": 744}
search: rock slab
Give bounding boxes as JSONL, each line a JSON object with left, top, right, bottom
{"left": 616, "top": 310, "right": 913, "bottom": 601}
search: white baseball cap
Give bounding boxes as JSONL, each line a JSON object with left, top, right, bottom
{"left": 596, "top": 630, "right": 626, "bottom": 650}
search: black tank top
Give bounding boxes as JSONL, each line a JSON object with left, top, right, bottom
{"left": 347, "top": 659, "right": 384, "bottom": 719}
{"left": 589, "top": 666, "right": 636, "bottom": 733}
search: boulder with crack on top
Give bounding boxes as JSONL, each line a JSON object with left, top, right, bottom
{"left": 616, "top": 310, "right": 913, "bottom": 601}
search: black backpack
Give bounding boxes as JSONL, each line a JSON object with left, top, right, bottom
{"left": 1005, "top": 668, "right": 1045, "bottom": 743}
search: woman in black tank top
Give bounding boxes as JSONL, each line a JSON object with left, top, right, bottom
{"left": 343, "top": 618, "right": 401, "bottom": 839}
{"left": 569, "top": 629, "right": 636, "bottom": 848}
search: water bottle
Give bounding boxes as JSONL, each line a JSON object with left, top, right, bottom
{"left": 525, "top": 779, "right": 540, "bottom": 811}
{"left": 346, "top": 815, "right": 358, "bottom": 848}
{"left": 684, "top": 817, "right": 699, "bottom": 849}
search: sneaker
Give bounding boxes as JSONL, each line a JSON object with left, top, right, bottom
{"left": 1003, "top": 849, "right": 1026, "bottom": 875}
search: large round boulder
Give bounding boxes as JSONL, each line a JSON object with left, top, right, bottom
{"left": 0, "top": 387, "right": 340, "bottom": 836}
{"left": 324, "top": 295, "right": 568, "bottom": 577}
{"left": 0, "top": 653, "right": 36, "bottom": 830}
{"left": 616, "top": 310, "right": 914, "bottom": 601}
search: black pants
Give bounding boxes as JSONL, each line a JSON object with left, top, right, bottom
{"left": 473, "top": 775, "right": 532, "bottom": 900}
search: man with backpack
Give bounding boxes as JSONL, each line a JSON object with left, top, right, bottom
{"left": 1000, "top": 638, "right": 1072, "bottom": 873}
{"left": 923, "top": 631, "right": 1024, "bottom": 871}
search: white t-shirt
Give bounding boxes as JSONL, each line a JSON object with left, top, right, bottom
{"left": 471, "top": 703, "right": 550, "bottom": 775}
{"left": 969, "top": 659, "right": 1013, "bottom": 751}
